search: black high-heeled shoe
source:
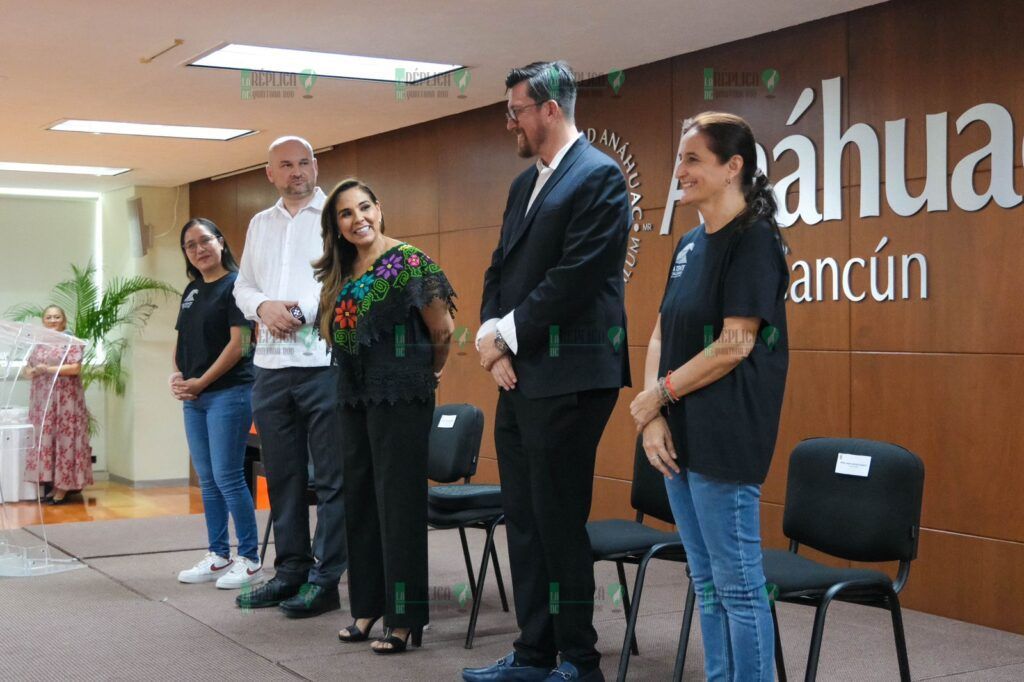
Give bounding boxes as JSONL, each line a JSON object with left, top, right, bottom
{"left": 338, "top": 616, "right": 381, "bottom": 643}
{"left": 371, "top": 625, "right": 423, "bottom": 655}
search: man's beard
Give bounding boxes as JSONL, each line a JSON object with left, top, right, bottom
{"left": 284, "top": 180, "right": 313, "bottom": 197}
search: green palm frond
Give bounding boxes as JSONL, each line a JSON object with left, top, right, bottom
{"left": 5, "top": 261, "right": 177, "bottom": 402}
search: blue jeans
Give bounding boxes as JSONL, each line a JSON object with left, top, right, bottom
{"left": 183, "top": 383, "right": 259, "bottom": 562}
{"left": 665, "top": 469, "right": 774, "bottom": 682}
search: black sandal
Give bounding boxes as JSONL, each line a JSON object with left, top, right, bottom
{"left": 371, "top": 625, "right": 423, "bottom": 655}
{"left": 338, "top": 616, "right": 381, "bottom": 643}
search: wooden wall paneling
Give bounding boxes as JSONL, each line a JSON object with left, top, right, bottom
{"left": 315, "top": 142, "right": 359, "bottom": 194}
{"left": 438, "top": 348, "right": 500, "bottom": 462}
{"left": 595, "top": 347, "right": 647, "bottom": 481}
{"left": 672, "top": 14, "right": 849, "bottom": 189}
{"left": 575, "top": 59, "right": 675, "bottom": 216}
{"left": 896, "top": 529, "right": 1024, "bottom": 635}
{"left": 590, "top": 476, "right": 634, "bottom": 521}
{"left": 848, "top": 0, "right": 1024, "bottom": 183}
{"left": 235, "top": 169, "right": 281, "bottom": 244}
{"left": 354, "top": 123, "right": 440, "bottom": 238}
{"left": 851, "top": 352, "right": 1024, "bottom": 543}
{"left": 472, "top": 455, "right": 500, "bottom": 486}
{"left": 437, "top": 102, "right": 526, "bottom": 233}
{"left": 763, "top": 349, "right": 851, "bottom": 505}
{"left": 623, "top": 208, "right": 677, "bottom": 349}
{"left": 437, "top": 226, "right": 501, "bottom": 343}
{"left": 785, "top": 187, "right": 852, "bottom": 351}
{"left": 849, "top": 169, "right": 1024, "bottom": 353}
{"left": 188, "top": 177, "right": 239, "bottom": 255}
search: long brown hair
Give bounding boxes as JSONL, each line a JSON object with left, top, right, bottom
{"left": 313, "top": 178, "right": 385, "bottom": 340}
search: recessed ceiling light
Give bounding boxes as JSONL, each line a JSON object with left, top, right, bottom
{"left": 0, "top": 161, "right": 130, "bottom": 176}
{"left": 190, "top": 43, "right": 462, "bottom": 84}
{"left": 0, "top": 187, "right": 101, "bottom": 198}
{"left": 49, "top": 119, "right": 254, "bottom": 141}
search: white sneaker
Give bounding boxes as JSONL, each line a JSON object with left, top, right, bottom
{"left": 178, "top": 552, "right": 233, "bottom": 584}
{"left": 215, "top": 556, "right": 264, "bottom": 590}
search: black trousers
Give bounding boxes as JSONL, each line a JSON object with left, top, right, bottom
{"left": 251, "top": 367, "right": 348, "bottom": 586}
{"left": 339, "top": 396, "right": 433, "bottom": 629}
{"left": 495, "top": 387, "right": 619, "bottom": 671}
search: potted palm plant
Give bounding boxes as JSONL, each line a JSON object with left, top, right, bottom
{"left": 6, "top": 261, "right": 178, "bottom": 404}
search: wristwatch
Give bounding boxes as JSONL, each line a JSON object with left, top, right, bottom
{"left": 494, "top": 330, "right": 509, "bottom": 355}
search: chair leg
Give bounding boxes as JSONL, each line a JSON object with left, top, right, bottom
{"left": 672, "top": 577, "right": 696, "bottom": 682}
{"left": 458, "top": 526, "right": 478, "bottom": 598}
{"left": 259, "top": 516, "right": 272, "bottom": 566}
{"left": 887, "top": 590, "right": 912, "bottom": 682}
{"left": 489, "top": 539, "right": 510, "bottom": 612}
{"left": 804, "top": 596, "right": 836, "bottom": 682}
{"left": 615, "top": 561, "right": 640, "bottom": 656}
{"left": 616, "top": 553, "right": 656, "bottom": 682}
{"left": 771, "top": 599, "right": 787, "bottom": 682}
{"left": 465, "top": 520, "right": 498, "bottom": 650}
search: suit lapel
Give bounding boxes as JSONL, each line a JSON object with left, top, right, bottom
{"left": 502, "top": 167, "right": 538, "bottom": 252}
{"left": 504, "top": 137, "right": 588, "bottom": 256}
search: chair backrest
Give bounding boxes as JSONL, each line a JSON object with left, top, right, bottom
{"left": 427, "top": 403, "right": 485, "bottom": 484}
{"left": 630, "top": 436, "right": 676, "bottom": 525}
{"left": 783, "top": 437, "right": 925, "bottom": 563}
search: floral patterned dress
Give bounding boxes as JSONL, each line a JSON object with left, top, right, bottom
{"left": 330, "top": 243, "right": 456, "bottom": 405}
{"left": 23, "top": 342, "right": 93, "bottom": 490}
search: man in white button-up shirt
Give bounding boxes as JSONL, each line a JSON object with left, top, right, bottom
{"left": 233, "top": 136, "right": 347, "bottom": 618}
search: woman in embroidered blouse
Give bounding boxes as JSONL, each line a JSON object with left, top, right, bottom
{"left": 314, "top": 178, "right": 455, "bottom": 655}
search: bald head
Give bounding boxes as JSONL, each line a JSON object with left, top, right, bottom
{"left": 266, "top": 136, "right": 318, "bottom": 202}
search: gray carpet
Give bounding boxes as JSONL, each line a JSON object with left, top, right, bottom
{"left": 2, "top": 515, "right": 1024, "bottom": 680}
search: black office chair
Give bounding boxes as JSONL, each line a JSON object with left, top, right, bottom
{"left": 426, "top": 403, "right": 509, "bottom": 649}
{"left": 586, "top": 436, "right": 696, "bottom": 682}
{"left": 249, "top": 432, "right": 318, "bottom": 566}
{"left": 764, "top": 437, "right": 925, "bottom": 682}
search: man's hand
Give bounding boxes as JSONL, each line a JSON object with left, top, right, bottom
{"left": 477, "top": 332, "right": 507, "bottom": 371}
{"left": 488, "top": 355, "right": 517, "bottom": 391}
{"left": 258, "top": 300, "right": 302, "bottom": 339}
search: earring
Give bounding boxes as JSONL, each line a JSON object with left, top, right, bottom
{"left": 726, "top": 177, "right": 732, "bottom": 185}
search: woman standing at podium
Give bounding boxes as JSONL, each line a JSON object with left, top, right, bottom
{"left": 23, "top": 305, "right": 93, "bottom": 504}
{"left": 171, "top": 218, "right": 261, "bottom": 590}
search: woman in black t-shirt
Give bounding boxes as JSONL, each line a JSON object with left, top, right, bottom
{"left": 171, "top": 218, "right": 261, "bottom": 590}
{"left": 629, "top": 113, "right": 789, "bottom": 682}
{"left": 314, "top": 178, "right": 455, "bottom": 654}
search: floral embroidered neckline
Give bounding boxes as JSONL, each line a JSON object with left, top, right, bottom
{"left": 331, "top": 242, "right": 438, "bottom": 353}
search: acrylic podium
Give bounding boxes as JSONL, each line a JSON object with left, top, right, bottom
{"left": 0, "top": 320, "right": 87, "bottom": 577}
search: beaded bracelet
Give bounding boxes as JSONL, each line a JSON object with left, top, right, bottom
{"left": 665, "top": 370, "right": 681, "bottom": 402}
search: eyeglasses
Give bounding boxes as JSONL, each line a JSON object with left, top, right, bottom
{"left": 183, "top": 234, "right": 220, "bottom": 253}
{"left": 505, "top": 102, "right": 543, "bottom": 122}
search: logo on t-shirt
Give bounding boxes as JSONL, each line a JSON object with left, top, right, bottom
{"left": 181, "top": 289, "right": 199, "bottom": 310}
{"left": 670, "top": 243, "right": 695, "bottom": 279}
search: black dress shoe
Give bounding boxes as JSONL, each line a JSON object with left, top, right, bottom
{"left": 235, "top": 576, "right": 301, "bottom": 609}
{"left": 278, "top": 583, "right": 340, "bottom": 619}
{"left": 462, "top": 652, "right": 551, "bottom": 681}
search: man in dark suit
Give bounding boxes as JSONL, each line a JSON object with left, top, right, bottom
{"left": 462, "top": 61, "right": 630, "bottom": 682}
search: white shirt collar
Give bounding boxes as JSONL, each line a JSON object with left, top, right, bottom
{"left": 535, "top": 133, "right": 582, "bottom": 174}
{"left": 273, "top": 186, "right": 327, "bottom": 217}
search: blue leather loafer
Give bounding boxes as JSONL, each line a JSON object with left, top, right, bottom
{"left": 462, "top": 652, "right": 551, "bottom": 681}
{"left": 545, "top": 661, "right": 604, "bottom": 681}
